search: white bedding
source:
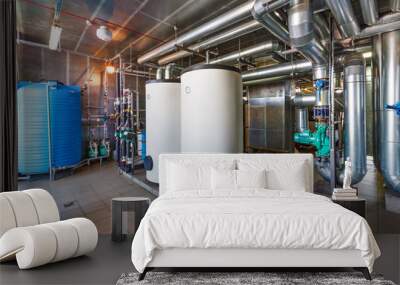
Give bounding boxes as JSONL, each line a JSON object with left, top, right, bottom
{"left": 131, "top": 190, "right": 380, "bottom": 273}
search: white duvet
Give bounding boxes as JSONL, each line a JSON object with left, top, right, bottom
{"left": 131, "top": 190, "right": 380, "bottom": 273}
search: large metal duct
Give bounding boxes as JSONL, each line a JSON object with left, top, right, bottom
{"left": 376, "top": 30, "right": 400, "bottom": 192}
{"left": 157, "top": 20, "right": 262, "bottom": 66}
{"left": 251, "top": 0, "right": 291, "bottom": 45}
{"left": 210, "top": 41, "right": 280, "bottom": 64}
{"left": 356, "top": 20, "right": 400, "bottom": 39}
{"left": 359, "top": 0, "right": 378, "bottom": 25}
{"left": 137, "top": 1, "right": 254, "bottom": 64}
{"left": 315, "top": 55, "right": 367, "bottom": 185}
{"left": 288, "top": 0, "right": 328, "bottom": 79}
{"left": 324, "top": 0, "right": 360, "bottom": 38}
{"left": 242, "top": 60, "right": 312, "bottom": 81}
{"left": 343, "top": 55, "right": 367, "bottom": 184}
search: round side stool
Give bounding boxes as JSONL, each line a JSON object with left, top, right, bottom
{"left": 111, "top": 197, "right": 150, "bottom": 242}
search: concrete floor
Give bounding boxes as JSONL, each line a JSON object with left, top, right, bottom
{"left": 1, "top": 159, "right": 399, "bottom": 284}
{"left": 18, "top": 161, "right": 156, "bottom": 234}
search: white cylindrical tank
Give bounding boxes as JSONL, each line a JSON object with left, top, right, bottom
{"left": 181, "top": 64, "right": 243, "bottom": 153}
{"left": 145, "top": 80, "right": 180, "bottom": 183}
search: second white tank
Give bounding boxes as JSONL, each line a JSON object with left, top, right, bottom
{"left": 145, "top": 80, "right": 180, "bottom": 183}
{"left": 180, "top": 64, "right": 243, "bottom": 153}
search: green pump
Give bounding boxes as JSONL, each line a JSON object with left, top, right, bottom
{"left": 293, "top": 122, "right": 330, "bottom": 157}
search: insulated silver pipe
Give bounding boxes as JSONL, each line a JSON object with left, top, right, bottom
{"left": 210, "top": 41, "right": 280, "bottom": 64}
{"left": 377, "top": 30, "right": 400, "bottom": 192}
{"left": 241, "top": 59, "right": 312, "bottom": 81}
{"left": 392, "top": 0, "right": 400, "bottom": 12}
{"left": 324, "top": 0, "right": 360, "bottom": 38}
{"left": 156, "top": 67, "right": 165, "bottom": 80}
{"left": 343, "top": 56, "right": 367, "bottom": 184}
{"left": 242, "top": 75, "right": 292, "bottom": 85}
{"left": 359, "top": 0, "right": 378, "bottom": 25}
{"left": 356, "top": 20, "right": 400, "bottom": 39}
{"left": 292, "top": 95, "right": 316, "bottom": 106}
{"left": 288, "top": 0, "right": 328, "bottom": 79}
{"left": 137, "top": 1, "right": 254, "bottom": 64}
{"left": 295, "top": 107, "right": 309, "bottom": 132}
{"left": 157, "top": 20, "right": 262, "bottom": 65}
{"left": 251, "top": 0, "right": 291, "bottom": 45}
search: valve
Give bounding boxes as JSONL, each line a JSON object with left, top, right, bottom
{"left": 385, "top": 102, "right": 400, "bottom": 116}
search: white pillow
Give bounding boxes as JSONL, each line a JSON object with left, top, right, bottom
{"left": 266, "top": 165, "right": 307, "bottom": 191}
{"left": 167, "top": 162, "right": 211, "bottom": 191}
{"left": 211, "top": 168, "right": 236, "bottom": 190}
{"left": 236, "top": 169, "right": 267, "bottom": 189}
{"left": 237, "top": 159, "right": 308, "bottom": 191}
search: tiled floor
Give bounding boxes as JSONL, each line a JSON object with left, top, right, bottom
{"left": 18, "top": 161, "right": 156, "bottom": 234}
{"left": 6, "top": 159, "right": 400, "bottom": 284}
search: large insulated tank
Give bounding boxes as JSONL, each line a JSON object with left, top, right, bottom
{"left": 18, "top": 81, "right": 82, "bottom": 175}
{"left": 180, "top": 64, "right": 243, "bottom": 152}
{"left": 145, "top": 80, "right": 180, "bottom": 183}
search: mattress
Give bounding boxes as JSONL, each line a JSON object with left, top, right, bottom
{"left": 131, "top": 190, "right": 380, "bottom": 273}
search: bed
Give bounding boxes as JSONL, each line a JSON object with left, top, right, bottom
{"left": 131, "top": 154, "right": 380, "bottom": 280}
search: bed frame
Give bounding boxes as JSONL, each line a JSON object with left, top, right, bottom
{"left": 138, "top": 154, "right": 371, "bottom": 281}
{"left": 138, "top": 248, "right": 371, "bottom": 280}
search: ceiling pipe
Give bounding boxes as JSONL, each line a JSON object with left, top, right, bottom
{"left": 137, "top": 1, "right": 254, "bottom": 64}
{"left": 157, "top": 20, "right": 262, "bottom": 66}
{"left": 326, "top": 0, "right": 400, "bottom": 40}
{"left": 288, "top": 0, "right": 328, "bottom": 80}
{"left": 242, "top": 59, "right": 312, "bottom": 81}
{"left": 209, "top": 41, "right": 280, "bottom": 64}
{"left": 324, "top": 0, "right": 360, "bottom": 38}
{"left": 359, "top": 0, "right": 379, "bottom": 25}
{"left": 242, "top": 75, "right": 292, "bottom": 85}
{"left": 251, "top": 0, "right": 291, "bottom": 45}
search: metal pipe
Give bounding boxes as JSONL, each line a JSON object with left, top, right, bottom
{"left": 157, "top": 20, "right": 262, "bottom": 65}
{"left": 242, "top": 59, "right": 312, "bottom": 81}
{"left": 291, "top": 95, "right": 316, "bottom": 106}
{"left": 359, "top": 0, "right": 378, "bottom": 25}
{"left": 391, "top": 0, "right": 400, "bottom": 12}
{"left": 156, "top": 67, "right": 165, "bottom": 80}
{"left": 324, "top": 0, "right": 360, "bottom": 38}
{"left": 210, "top": 41, "right": 280, "bottom": 64}
{"left": 377, "top": 30, "right": 400, "bottom": 192}
{"left": 242, "top": 75, "right": 293, "bottom": 85}
{"left": 137, "top": 1, "right": 254, "bottom": 64}
{"left": 251, "top": 0, "right": 291, "bottom": 45}
{"left": 164, "top": 63, "right": 182, "bottom": 79}
{"left": 343, "top": 55, "right": 367, "bottom": 184}
{"left": 288, "top": 0, "right": 328, "bottom": 79}
{"left": 295, "top": 107, "right": 309, "bottom": 132}
{"left": 356, "top": 20, "right": 400, "bottom": 39}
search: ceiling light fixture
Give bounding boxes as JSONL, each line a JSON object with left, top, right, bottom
{"left": 96, "top": 26, "right": 113, "bottom": 42}
{"left": 105, "top": 65, "right": 115, "bottom": 74}
{"left": 49, "top": 25, "right": 62, "bottom": 50}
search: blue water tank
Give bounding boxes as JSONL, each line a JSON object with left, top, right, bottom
{"left": 18, "top": 81, "right": 82, "bottom": 175}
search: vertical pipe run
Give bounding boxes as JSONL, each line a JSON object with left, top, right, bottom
{"left": 378, "top": 30, "right": 400, "bottom": 191}
{"left": 343, "top": 56, "right": 367, "bottom": 184}
{"left": 295, "top": 107, "right": 309, "bottom": 132}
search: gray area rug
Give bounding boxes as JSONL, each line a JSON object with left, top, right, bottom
{"left": 116, "top": 272, "right": 396, "bottom": 285}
